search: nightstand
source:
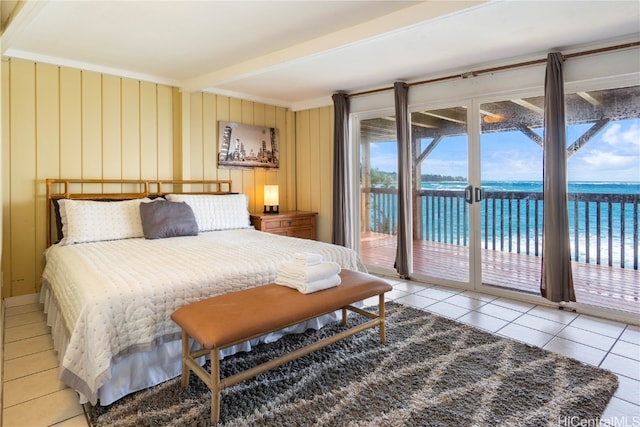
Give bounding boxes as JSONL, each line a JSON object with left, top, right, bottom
{"left": 250, "top": 211, "right": 317, "bottom": 240}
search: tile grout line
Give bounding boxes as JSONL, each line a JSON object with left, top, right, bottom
{"left": 388, "top": 277, "right": 639, "bottom": 367}
{"left": 4, "top": 283, "right": 638, "bottom": 425}
{"left": 387, "top": 278, "right": 640, "bottom": 413}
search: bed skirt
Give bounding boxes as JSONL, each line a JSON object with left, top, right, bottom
{"left": 40, "top": 282, "right": 342, "bottom": 405}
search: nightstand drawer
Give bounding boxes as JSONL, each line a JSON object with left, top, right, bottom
{"left": 270, "top": 217, "right": 314, "bottom": 229}
{"left": 290, "top": 227, "right": 315, "bottom": 240}
{"left": 250, "top": 211, "right": 317, "bottom": 241}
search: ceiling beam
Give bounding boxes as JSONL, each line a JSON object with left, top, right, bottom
{"left": 0, "top": 0, "right": 46, "bottom": 54}
{"left": 511, "top": 98, "right": 544, "bottom": 115}
{"left": 577, "top": 91, "right": 602, "bottom": 107}
{"left": 515, "top": 125, "right": 543, "bottom": 149}
{"left": 423, "top": 111, "right": 466, "bottom": 124}
{"left": 415, "top": 135, "right": 444, "bottom": 165}
{"left": 567, "top": 118, "right": 611, "bottom": 157}
{"left": 181, "top": 1, "right": 488, "bottom": 92}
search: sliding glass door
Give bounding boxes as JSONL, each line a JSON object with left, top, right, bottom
{"left": 358, "top": 114, "right": 399, "bottom": 271}
{"left": 357, "top": 105, "right": 471, "bottom": 286}
{"left": 410, "top": 106, "right": 470, "bottom": 285}
{"left": 357, "top": 84, "right": 638, "bottom": 317}
{"left": 564, "top": 85, "right": 639, "bottom": 315}
{"left": 478, "top": 95, "right": 545, "bottom": 294}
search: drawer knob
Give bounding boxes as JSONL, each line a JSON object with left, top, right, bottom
{"left": 287, "top": 221, "right": 293, "bottom": 226}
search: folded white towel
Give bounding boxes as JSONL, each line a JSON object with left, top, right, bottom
{"left": 275, "top": 273, "right": 341, "bottom": 294}
{"left": 277, "top": 261, "right": 341, "bottom": 283}
{"left": 293, "top": 252, "right": 323, "bottom": 266}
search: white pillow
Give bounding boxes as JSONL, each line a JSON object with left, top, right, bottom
{"left": 58, "top": 198, "right": 151, "bottom": 245}
{"left": 165, "top": 194, "right": 251, "bottom": 232}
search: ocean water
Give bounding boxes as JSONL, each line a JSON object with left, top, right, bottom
{"left": 421, "top": 180, "right": 640, "bottom": 195}
{"left": 370, "top": 181, "right": 639, "bottom": 269}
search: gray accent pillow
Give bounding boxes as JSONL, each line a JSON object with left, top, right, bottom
{"left": 139, "top": 199, "right": 199, "bottom": 239}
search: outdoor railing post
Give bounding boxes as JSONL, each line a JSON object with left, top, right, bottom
{"left": 365, "top": 187, "right": 637, "bottom": 271}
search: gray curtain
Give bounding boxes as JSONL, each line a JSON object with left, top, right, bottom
{"left": 332, "top": 93, "right": 352, "bottom": 248}
{"left": 394, "top": 82, "right": 412, "bottom": 278}
{"left": 540, "top": 52, "right": 576, "bottom": 303}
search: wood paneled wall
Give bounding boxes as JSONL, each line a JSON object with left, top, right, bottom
{"left": 1, "top": 58, "right": 180, "bottom": 297}
{"left": 295, "top": 106, "right": 334, "bottom": 243}
{"left": 1, "top": 58, "right": 300, "bottom": 298}
{"left": 184, "top": 92, "right": 294, "bottom": 215}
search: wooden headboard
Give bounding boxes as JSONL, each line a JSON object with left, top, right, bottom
{"left": 46, "top": 178, "right": 233, "bottom": 246}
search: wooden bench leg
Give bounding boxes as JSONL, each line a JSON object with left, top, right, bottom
{"left": 211, "top": 349, "right": 221, "bottom": 424}
{"left": 379, "top": 294, "right": 387, "bottom": 344}
{"left": 177, "top": 287, "right": 391, "bottom": 423}
{"left": 180, "top": 330, "right": 189, "bottom": 387}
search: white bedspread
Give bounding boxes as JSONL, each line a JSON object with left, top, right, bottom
{"left": 40, "top": 229, "right": 366, "bottom": 404}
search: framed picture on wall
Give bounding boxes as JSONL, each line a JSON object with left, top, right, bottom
{"left": 217, "top": 121, "right": 279, "bottom": 170}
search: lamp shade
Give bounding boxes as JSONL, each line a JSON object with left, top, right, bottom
{"left": 264, "top": 185, "right": 279, "bottom": 206}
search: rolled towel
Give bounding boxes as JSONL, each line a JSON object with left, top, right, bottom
{"left": 275, "top": 273, "right": 341, "bottom": 294}
{"left": 277, "top": 261, "right": 341, "bottom": 283}
{"left": 293, "top": 252, "right": 323, "bottom": 266}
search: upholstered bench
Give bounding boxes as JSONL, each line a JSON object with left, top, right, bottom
{"left": 170, "top": 269, "right": 393, "bottom": 424}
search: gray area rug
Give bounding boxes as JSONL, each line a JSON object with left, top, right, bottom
{"left": 86, "top": 302, "right": 618, "bottom": 426}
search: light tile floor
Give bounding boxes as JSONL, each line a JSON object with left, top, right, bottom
{"left": 3, "top": 275, "right": 639, "bottom": 427}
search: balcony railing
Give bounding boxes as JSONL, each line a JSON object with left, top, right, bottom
{"left": 362, "top": 188, "right": 639, "bottom": 270}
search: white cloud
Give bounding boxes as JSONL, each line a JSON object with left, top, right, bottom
{"left": 571, "top": 120, "right": 640, "bottom": 181}
{"left": 368, "top": 142, "right": 397, "bottom": 172}
{"left": 569, "top": 148, "right": 640, "bottom": 181}
{"left": 580, "top": 149, "right": 635, "bottom": 168}
{"left": 481, "top": 149, "right": 542, "bottom": 181}
{"left": 363, "top": 120, "right": 639, "bottom": 182}
{"left": 369, "top": 153, "right": 397, "bottom": 173}
{"left": 601, "top": 120, "right": 640, "bottom": 149}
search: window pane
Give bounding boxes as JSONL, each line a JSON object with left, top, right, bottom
{"left": 359, "top": 116, "right": 398, "bottom": 270}
{"left": 565, "top": 85, "right": 640, "bottom": 314}
{"left": 412, "top": 106, "right": 469, "bottom": 283}
{"left": 480, "top": 96, "right": 544, "bottom": 293}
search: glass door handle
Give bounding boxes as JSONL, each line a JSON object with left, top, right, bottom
{"left": 465, "top": 185, "right": 483, "bottom": 204}
{"left": 464, "top": 185, "right": 473, "bottom": 204}
{"left": 475, "top": 187, "right": 484, "bottom": 202}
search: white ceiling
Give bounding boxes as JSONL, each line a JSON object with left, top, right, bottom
{"left": 2, "top": 1, "right": 639, "bottom": 110}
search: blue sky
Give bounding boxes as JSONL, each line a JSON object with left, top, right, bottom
{"left": 367, "top": 118, "right": 640, "bottom": 182}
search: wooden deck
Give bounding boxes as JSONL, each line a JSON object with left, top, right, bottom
{"left": 360, "top": 232, "right": 639, "bottom": 315}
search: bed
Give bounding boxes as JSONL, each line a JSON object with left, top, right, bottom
{"left": 39, "top": 179, "right": 366, "bottom": 406}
